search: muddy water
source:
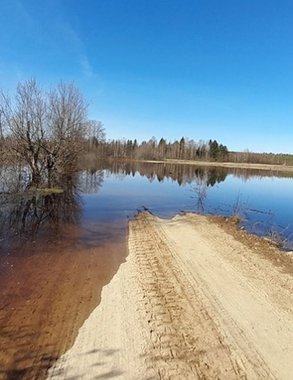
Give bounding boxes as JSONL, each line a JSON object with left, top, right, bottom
{"left": 0, "top": 214, "right": 126, "bottom": 379}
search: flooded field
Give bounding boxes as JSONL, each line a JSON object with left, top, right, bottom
{"left": 82, "top": 162, "right": 293, "bottom": 249}
{"left": 0, "top": 161, "right": 293, "bottom": 379}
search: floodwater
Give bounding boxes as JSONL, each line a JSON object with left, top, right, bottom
{"left": 0, "top": 161, "right": 292, "bottom": 379}
{"left": 82, "top": 162, "right": 293, "bottom": 250}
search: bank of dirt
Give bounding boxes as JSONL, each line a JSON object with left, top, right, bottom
{"left": 48, "top": 212, "right": 293, "bottom": 379}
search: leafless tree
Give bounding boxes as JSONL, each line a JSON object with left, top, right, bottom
{"left": 45, "top": 82, "right": 88, "bottom": 187}
{"left": 0, "top": 79, "right": 99, "bottom": 189}
{"left": 0, "top": 80, "right": 48, "bottom": 185}
{"left": 85, "top": 120, "right": 105, "bottom": 148}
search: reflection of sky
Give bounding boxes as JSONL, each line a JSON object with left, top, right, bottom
{"left": 208, "top": 175, "right": 293, "bottom": 222}
{"left": 82, "top": 172, "right": 193, "bottom": 222}
{"left": 203, "top": 175, "right": 293, "bottom": 248}
{"left": 81, "top": 171, "right": 293, "bottom": 249}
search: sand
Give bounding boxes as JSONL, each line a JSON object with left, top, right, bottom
{"left": 47, "top": 212, "right": 293, "bottom": 379}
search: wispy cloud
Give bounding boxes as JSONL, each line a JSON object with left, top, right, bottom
{"left": 13, "top": 0, "right": 34, "bottom": 25}
{"left": 1, "top": 1, "right": 97, "bottom": 83}
{"left": 80, "top": 55, "right": 94, "bottom": 78}
{"left": 61, "top": 22, "right": 83, "bottom": 51}
{"left": 60, "top": 22, "right": 95, "bottom": 79}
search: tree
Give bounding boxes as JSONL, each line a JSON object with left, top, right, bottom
{"left": 46, "top": 82, "right": 89, "bottom": 186}
{"left": 179, "top": 137, "right": 185, "bottom": 159}
{"left": 158, "top": 138, "right": 166, "bottom": 159}
{"left": 209, "top": 139, "right": 219, "bottom": 160}
{"left": 218, "top": 144, "right": 229, "bottom": 160}
{"left": 0, "top": 79, "right": 97, "bottom": 189}
{"left": 85, "top": 120, "right": 105, "bottom": 150}
{"left": 0, "top": 80, "right": 48, "bottom": 185}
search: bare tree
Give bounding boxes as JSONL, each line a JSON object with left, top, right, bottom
{"left": 0, "top": 80, "right": 97, "bottom": 189}
{"left": 46, "top": 82, "right": 88, "bottom": 186}
{"left": 0, "top": 80, "right": 48, "bottom": 185}
{"left": 85, "top": 120, "right": 105, "bottom": 151}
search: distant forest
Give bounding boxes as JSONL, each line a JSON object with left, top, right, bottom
{"left": 91, "top": 137, "right": 293, "bottom": 166}
{"left": 94, "top": 137, "right": 228, "bottom": 162}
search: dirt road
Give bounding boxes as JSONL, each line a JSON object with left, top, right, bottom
{"left": 48, "top": 212, "right": 293, "bottom": 379}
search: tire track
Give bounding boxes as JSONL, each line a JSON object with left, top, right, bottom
{"left": 129, "top": 212, "right": 264, "bottom": 379}
{"left": 47, "top": 211, "right": 293, "bottom": 379}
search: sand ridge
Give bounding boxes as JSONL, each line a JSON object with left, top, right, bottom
{"left": 47, "top": 212, "right": 293, "bottom": 379}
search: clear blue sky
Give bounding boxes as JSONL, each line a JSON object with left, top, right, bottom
{"left": 1, "top": 0, "right": 293, "bottom": 153}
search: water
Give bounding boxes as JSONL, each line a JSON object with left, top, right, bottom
{"left": 1, "top": 162, "right": 292, "bottom": 251}
{"left": 80, "top": 163, "right": 293, "bottom": 250}
{"left": 0, "top": 162, "right": 292, "bottom": 378}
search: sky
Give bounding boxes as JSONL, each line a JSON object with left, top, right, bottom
{"left": 0, "top": 0, "right": 293, "bottom": 153}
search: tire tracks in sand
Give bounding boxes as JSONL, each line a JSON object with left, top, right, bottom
{"left": 47, "top": 212, "right": 293, "bottom": 379}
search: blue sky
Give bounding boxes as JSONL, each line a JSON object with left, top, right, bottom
{"left": 1, "top": 0, "right": 293, "bottom": 153}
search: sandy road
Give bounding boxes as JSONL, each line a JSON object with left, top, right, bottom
{"left": 48, "top": 212, "right": 293, "bottom": 379}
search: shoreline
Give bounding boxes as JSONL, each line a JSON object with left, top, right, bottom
{"left": 166, "top": 158, "right": 293, "bottom": 172}
{"left": 114, "top": 158, "right": 293, "bottom": 173}
{"left": 0, "top": 224, "right": 127, "bottom": 380}
{"left": 47, "top": 212, "right": 293, "bottom": 379}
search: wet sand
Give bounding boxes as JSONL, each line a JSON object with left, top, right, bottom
{"left": 48, "top": 212, "right": 293, "bottom": 379}
{"left": 0, "top": 222, "right": 127, "bottom": 380}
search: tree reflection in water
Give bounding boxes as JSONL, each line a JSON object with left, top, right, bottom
{"left": 93, "top": 161, "right": 228, "bottom": 213}
{"left": 78, "top": 169, "right": 104, "bottom": 194}
{"left": 2, "top": 160, "right": 292, "bottom": 252}
{"left": 92, "top": 160, "right": 228, "bottom": 187}
{"left": 0, "top": 170, "right": 105, "bottom": 252}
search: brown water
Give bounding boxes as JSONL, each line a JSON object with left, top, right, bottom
{"left": 0, "top": 213, "right": 127, "bottom": 379}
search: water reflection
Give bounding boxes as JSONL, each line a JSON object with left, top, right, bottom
{"left": 84, "top": 161, "right": 293, "bottom": 250}
{"left": 0, "top": 167, "right": 122, "bottom": 380}
{"left": 0, "top": 190, "right": 80, "bottom": 248}
{"left": 102, "top": 162, "right": 228, "bottom": 191}
{"left": 0, "top": 170, "right": 105, "bottom": 252}
{"left": 94, "top": 160, "right": 293, "bottom": 184}
{"left": 194, "top": 181, "right": 208, "bottom": 213}
{"left": 78, "top": 169, "right": 104, "bottom": 194}
{"left": 102, "top": 161, "right": 228, "bottom": 186}
{"left": 1, "top": 161, "right": 293, "bottom": 251}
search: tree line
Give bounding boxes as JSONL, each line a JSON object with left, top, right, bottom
{"left": 227, "top": 151, "right": 293, "bottom": 166}
{"left": 94, "top": 137, "right": 229, "bottom": 162}
{"left": 93, "top": 138, "right": 293, "bottom": 166}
